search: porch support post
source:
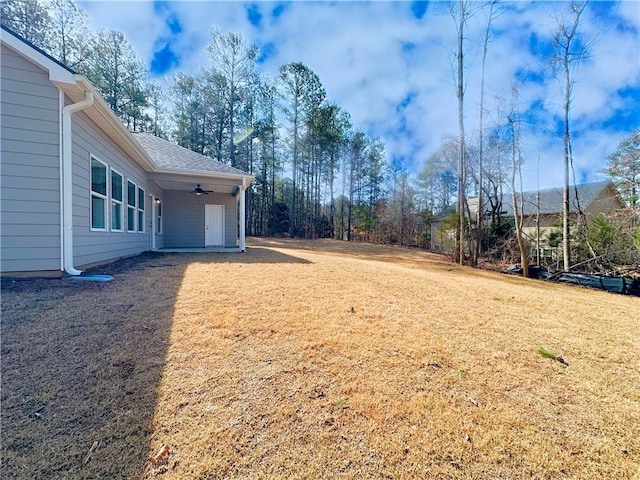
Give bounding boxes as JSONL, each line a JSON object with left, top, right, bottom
{"left": 150, "top": 194, "right": 157, "bottom": 251}
{"left": 239, "top": 176, "right": 247, "bottom": 252}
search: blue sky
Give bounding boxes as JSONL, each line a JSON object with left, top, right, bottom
{"left": 79, "top": 1, "right": 640, "bottom": 190}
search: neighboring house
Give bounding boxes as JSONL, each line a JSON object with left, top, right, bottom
{"left": 0, "top": 25, "right": 253, "bottom": 277}
{"left": 430, "top": 181, "right": 625, "bottom": 254}
{"left": 468, "top": 180, "right": 626, "bottom": 248}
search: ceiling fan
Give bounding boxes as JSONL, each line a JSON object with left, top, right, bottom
{"left": 191, "top": 184, "right": 213, "bottom": 196}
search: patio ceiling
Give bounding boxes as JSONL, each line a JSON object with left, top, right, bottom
{"left": 149, "top": 173, "right": 242, "bottom": 196}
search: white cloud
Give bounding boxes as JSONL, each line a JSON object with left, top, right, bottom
{"left": 80, "top": 1, "right": 162, "bottom": 59}
{"left": 76, "top": 1, "right": 639, "bottom": 192}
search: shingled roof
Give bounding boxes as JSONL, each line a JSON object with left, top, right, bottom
{"left": 491, "top": 180, "right": 617, "bottom": 216}
{"left": 132, "top": 133, "right": 248, "bottom": 177}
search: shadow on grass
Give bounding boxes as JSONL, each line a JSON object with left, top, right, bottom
{"left": 0, "top": 247, "right": 310, "bottom": 478}
{"left": 0, "top": 252, "right": 184, "bottom": 478}
{"left": 159, "top": 246, "right": 313, "bottom": 265}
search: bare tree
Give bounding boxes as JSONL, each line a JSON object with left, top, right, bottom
{"left": 448, "top": 0, "right": 478, "bottom": 264}
{"left": 551, "top": 1, "right": 589, "bottom": 271}
{"left": 475, "top": 0, "right": 499, "bottom": 265}
{"left": 419, "top": 137, "right": 459, "bottom": 216}
{"left": 451, "top": 1, "right": 471, "bottom": 264}
{"left": 507, "top": 85, "right": 528, "bottom": 277}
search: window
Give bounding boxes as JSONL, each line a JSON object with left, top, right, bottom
{"left": 89, "top": 157, "right": 145, "bottom": 235}
{"left": 127, "top": 180, "right": 136, "bottom": 232}
{"left": 156, "top": 200, "right": 163, "bottom": 234}
{"left": 111, "top": 170, "right": 123, "bottom": 231}
{"left": 90, "top": 157, "right": 107, "bottom": 230}
{"left": 137, "top": 187, "right": 145, "bottom": 233}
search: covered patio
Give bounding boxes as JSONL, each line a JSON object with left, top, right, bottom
{"left": 133, "top": 133, "right": 253, "bottom": 252}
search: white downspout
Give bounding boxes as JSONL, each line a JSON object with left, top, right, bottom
{"left": 61, "top": 90, "right": 94, "bottom": 275}
{"left": 239, "top": 176, "right": 247, "bottom": 252}
{"left": 59, "top": 92, "right": 65, "bottom": 271}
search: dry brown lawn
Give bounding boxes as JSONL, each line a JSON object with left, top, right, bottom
{"left": 1, "top": 238, "right": 639, "bottom": 479}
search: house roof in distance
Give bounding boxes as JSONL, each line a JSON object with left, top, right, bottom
{"left": 132, "top": 133, "right": 249, "bottom": 177}
{"left": 489, "top": 180, "right": 618, "bottom": 216}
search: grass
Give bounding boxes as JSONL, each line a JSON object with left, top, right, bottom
{"left": 538, "top": 346, "right": 558, "bottom": 360}
{"left": 1, "top": 237, "right": 639, "bottom": 479}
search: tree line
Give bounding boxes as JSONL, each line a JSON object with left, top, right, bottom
{"left": 1, "top": 0, "right": 399, "bottom": 242}
{"left": 419, "top": 0, "right": 638, "bottom": 274}
{"left": 2, "top": 0, "right": 638, "bottom": 272}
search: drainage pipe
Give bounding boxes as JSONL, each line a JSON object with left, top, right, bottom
{"left": 239, "top": 176, "right": 247, "bottom": 252}
{"left": 61, "top": 90, "right": 94, "bottom": 275}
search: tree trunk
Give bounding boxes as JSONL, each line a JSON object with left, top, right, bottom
{"left": 475, "top": 1, "right": 496, "bottom": 266}
{"left": 555, "top": 1, "right": 588, "bottom": 270}
{"left": 329, "top": 151, "right": 335, "bottom": 238}
{"left": 562, "top": 58, "right": 571, "bottom": 271}
{"left": 456, "top": 0, "right": 466, "bottom": 265}
{"left": 510, "top": 110, "right": 528, "bottom": 279}
{"left": 289, "top": 94, "right": 298, "bottom": 238}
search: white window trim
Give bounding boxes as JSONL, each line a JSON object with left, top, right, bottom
{"left": 90, "top": 155, "right": 108, "bottom": 232}
{"left": 110, "top": 168, "right": 124, "bottom": 232}
{"left": 137, "top": 186, "right": 146, "bottom": 233}
{"left": 127, "top": 179, "right": 137, "bottom": 233}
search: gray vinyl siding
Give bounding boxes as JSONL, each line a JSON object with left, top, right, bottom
{"left": 69, "top": 108, "right": 163, "bottom": 268}
{"left": 163, "top": 190, "right": 238, "bottom": 248}
{"left": 224, "top": 196, "right": 238, "bottom": 247}
{"left": 0, "top": 44, "right": 61, "bottom": 273}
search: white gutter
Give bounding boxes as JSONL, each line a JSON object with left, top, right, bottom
{"left": 61, "top": 90, "right": 94, "bottom": 275}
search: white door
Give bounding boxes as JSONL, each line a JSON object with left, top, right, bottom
{"left": 205, "top": 204, "right": 224, "bottom": 247}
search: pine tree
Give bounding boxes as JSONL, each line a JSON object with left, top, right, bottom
{"left": 1, "top": 0, "right": 50, "bottom": 48}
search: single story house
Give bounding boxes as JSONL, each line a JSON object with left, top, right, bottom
{"left": 1, "top": 25, "right": 253, "bottom": 277}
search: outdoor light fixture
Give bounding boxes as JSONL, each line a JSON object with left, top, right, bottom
{"left": 155, "top": 198, "right": 161, "bottom": 204}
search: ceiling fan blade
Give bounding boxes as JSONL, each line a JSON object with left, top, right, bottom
{"left": 191, "top": 184, "right": 213, "bottom": 195}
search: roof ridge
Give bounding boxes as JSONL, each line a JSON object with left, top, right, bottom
{"left": 525, "top": 180, "right": 610, "bottom": 195}
{"left": 469, "top": 180, "right": 612, "bottom": 201}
